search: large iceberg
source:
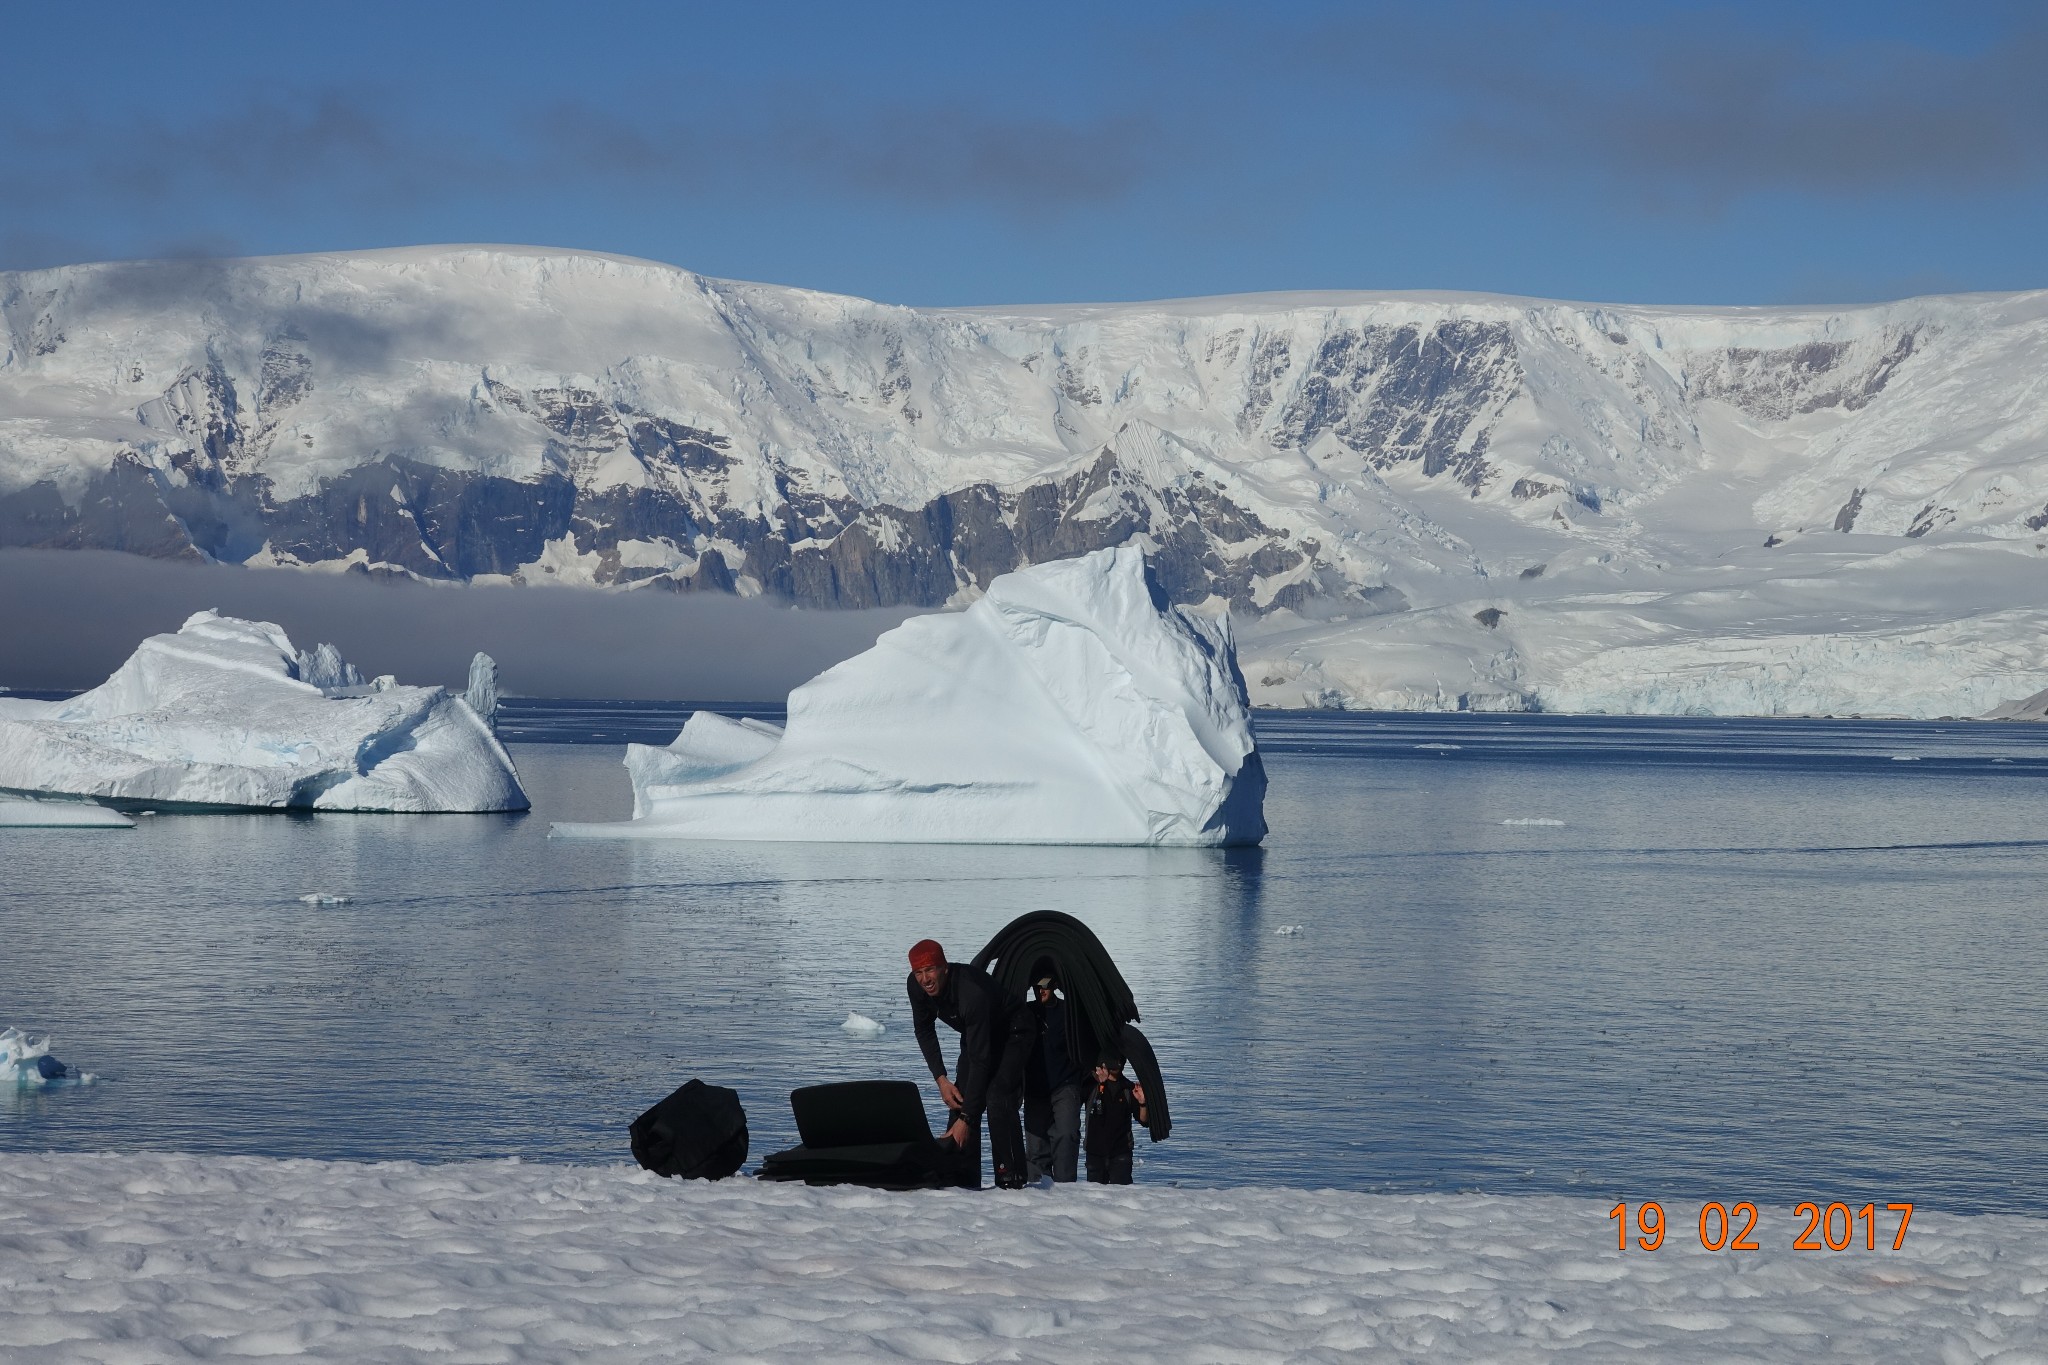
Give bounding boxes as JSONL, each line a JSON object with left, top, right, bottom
{"left": 0, "top": 612, "right": 527, "bottom": 812}
{"left": 555, "top": 547, "right": 1266, "bottom": 846}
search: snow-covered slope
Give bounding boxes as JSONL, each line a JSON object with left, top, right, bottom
{"left": 556, "top": 547, "right": 1266, "bottom": 845}
{"left": 5, "top": 247, "right": 2048, "bottom": 716}
{"left": 0, "top": 610, "right": 527, "bottom": 811}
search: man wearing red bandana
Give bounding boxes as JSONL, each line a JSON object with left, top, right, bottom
{"left": 906, "top": 938, "right": 1036, "bottom": 1189}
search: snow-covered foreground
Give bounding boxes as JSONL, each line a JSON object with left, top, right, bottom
{"left": 3, "top": 1155, "right": 2041, "bottom": 1363}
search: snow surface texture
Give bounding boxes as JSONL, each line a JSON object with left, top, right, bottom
{"left": 8, "top": 248, "right": 2048, "bottom": 717}
{"left": 0, "top": 796, "right": 132, "bottom": 827}
{"left": 554, "top": 548, "right": 1266, "bottom": 846}
{"left": 0, "top": 611, "right": 526, "bottom": 811}
{"left": 0, "top": 1029, "right": 90, "bottom": 1086}
{"left": 1, "top": 1155, "right": 2041, "bottom": 1363}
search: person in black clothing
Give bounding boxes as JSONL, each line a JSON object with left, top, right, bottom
{"left": 906, "top": 937, "right": 1037, "bottom": 1189}
{"left": 1084, "top": 1050, "right": 1148, "bottom": 1185}
{"left": 1023, "top": 972, "right": 1086, "bottom": 1183}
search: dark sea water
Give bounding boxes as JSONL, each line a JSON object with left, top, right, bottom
{"left": 5, "top": 707, "right": 2047, "bottom": 1215}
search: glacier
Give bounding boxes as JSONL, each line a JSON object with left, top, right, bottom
{"left": 0, "top": 611, "right": 527, "bottom": 812}
{"left": 553, "top": 547, "right": 1266, "bottom": 846}
{"left": 7, "top": 246, "right": 2048, "bottom": 717}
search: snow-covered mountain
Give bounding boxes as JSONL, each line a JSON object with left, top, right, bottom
{"left": 5, "top": 246, "right": 2047, "bottom": 715}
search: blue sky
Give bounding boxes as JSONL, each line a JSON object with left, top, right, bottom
{"left": 3, "top": 0, "right": 2043, "bottom": 306}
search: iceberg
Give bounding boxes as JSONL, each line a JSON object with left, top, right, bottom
{"left": 0, "top": 611, "right": 527, "bottom": 812}
{"left": 555, "top": 547, "right": 1265, "bottom": 846}
{"left": 1, "top": 1028, "right": 91, "bottom": 1087}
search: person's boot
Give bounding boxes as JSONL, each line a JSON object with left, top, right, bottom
{"left": 994, "top": 1165, "right": 1027, "bottom": 1190}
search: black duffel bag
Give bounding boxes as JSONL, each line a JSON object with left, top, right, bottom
{"left": 630, "top": 1078, "right": 749, "bottom": 1179}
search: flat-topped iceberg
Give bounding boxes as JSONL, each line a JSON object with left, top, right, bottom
{"left": 0, "top": 612, "right": 527, "bottom": 813}
{"left": 555, "top": 547, "right": 1265, "bottom": 846}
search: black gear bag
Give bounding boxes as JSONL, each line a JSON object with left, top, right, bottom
{"left": 629, "top": 1078, "right": 749, "bottom": 1180}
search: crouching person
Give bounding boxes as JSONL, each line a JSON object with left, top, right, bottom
{"left": 907, "top": 938, "right": 1038, "bottom": 1189}
{"left": 1084, "top": 1050, "right": 1148, "bottom": 1185}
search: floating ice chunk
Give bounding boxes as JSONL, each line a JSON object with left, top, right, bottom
{"left": 1274, "top": 925, "right": 1304, "bottom": 936}
{"left": 1502, "top": 817, "right": 1566, "bottom": 826}
{"left": 1, "top": 1028, "right": 92, "bottom": 1087}
{"left": 840, "top": 1012, "right": 885, "bottom": 1038}
{"left": 555, "top": 548, "right": 1266, "bottom": 846}
{"left": 0, "top": 611, "right": 527, "bottom": 812}
{"left": 1891, "top": 755, "right": 1921, "bottom": 762}
{"left": 1415, "top": 743, "right": 1462, "bottom": 752}
{"left": 299, "top": 893, "right": 353, "bottom": 906}
{"left": 0, "top": 797, "right": 133, "bottom": 828}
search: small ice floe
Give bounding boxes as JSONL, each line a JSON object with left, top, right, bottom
{"left": 0, "top": 797, "right": 133, "bottom": 828}
{"left": 298, "top": 893, "right": 353, "bottom": 906}
{"left": 1502, "top": 817, "right": 1566, "bottom": 827}
{"left": 1274, "top": 925, "right": 1305, "bottom": 937}
{"left": 1890, "top": 755, "right": 1921, "bottom": 762}
{"left": 1414, "top": 743, "right": 1462, "bottom": 752}
{"left": 840, "top": 1012, "right": 885, "bottom": 1038}
{"left": 1, "top": 1028, "right": 93, "bottom": 1087}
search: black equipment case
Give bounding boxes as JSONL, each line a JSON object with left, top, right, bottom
{"left": 756, "top": 1080, "right": 978, "bottom": 1189}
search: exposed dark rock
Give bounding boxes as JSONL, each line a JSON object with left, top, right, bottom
{"left": 1905, "top": 503, "right": 1952, "bottom": 538}
{"left": 0, "top": 368, "right": 1379, "bottom": 614}
{"left": 0, "top": 454, "right": 203, "bottom": 559}
{"left": 1834, "top": 487, "right": 1864, "bottom": 532}
{"left": 1690, "top": 328, "right": 1922, "bottom": 420}
{"left": 1274, "top": 321, "right": 1518, "bottom": 488}
{"left": 1473, "top": 607, "right": 1505, "bottom": 628}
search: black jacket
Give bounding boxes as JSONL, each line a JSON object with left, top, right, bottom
{"left": 1030, "top": 998, "right": 1086, "bottom": 1094}
{"left": 908, "top": 965, "right": 1019, "bottom": 1127}
{"left": 1085, "top": 1075, "right": 1143, "bottom": 1159}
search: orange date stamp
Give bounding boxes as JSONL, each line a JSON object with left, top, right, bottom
{"left": 1609, "top": 1201, "right": 1914, "bottom": 1251}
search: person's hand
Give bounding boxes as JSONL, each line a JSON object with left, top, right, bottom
{"left": 937, "top": 1076, "right": 964, "bottom": 1109}
{"left": 1132, "top": 1083, "right": 1146, "bottom": 1104}
{"left": 945, "top": 1117, "right": 970, "bottom": 1146}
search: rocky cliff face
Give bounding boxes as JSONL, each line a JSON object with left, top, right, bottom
{"left": 5, "top": 248, "right": 2048, "bottom": 714}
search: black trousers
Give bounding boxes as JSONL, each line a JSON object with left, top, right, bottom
{"left": 955, "top": 1012, "right": 1037, "bottom": 1184}
{"left": 1086, "top": 1147, "right": 1133, "bottom": 1185}
{"left": 1024, "top": 1081, "right": 1083, "bottom": 1182}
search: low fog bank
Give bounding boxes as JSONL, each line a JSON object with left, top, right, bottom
{"left": 0, "top": 550, "right": 928, "bottom": 698}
